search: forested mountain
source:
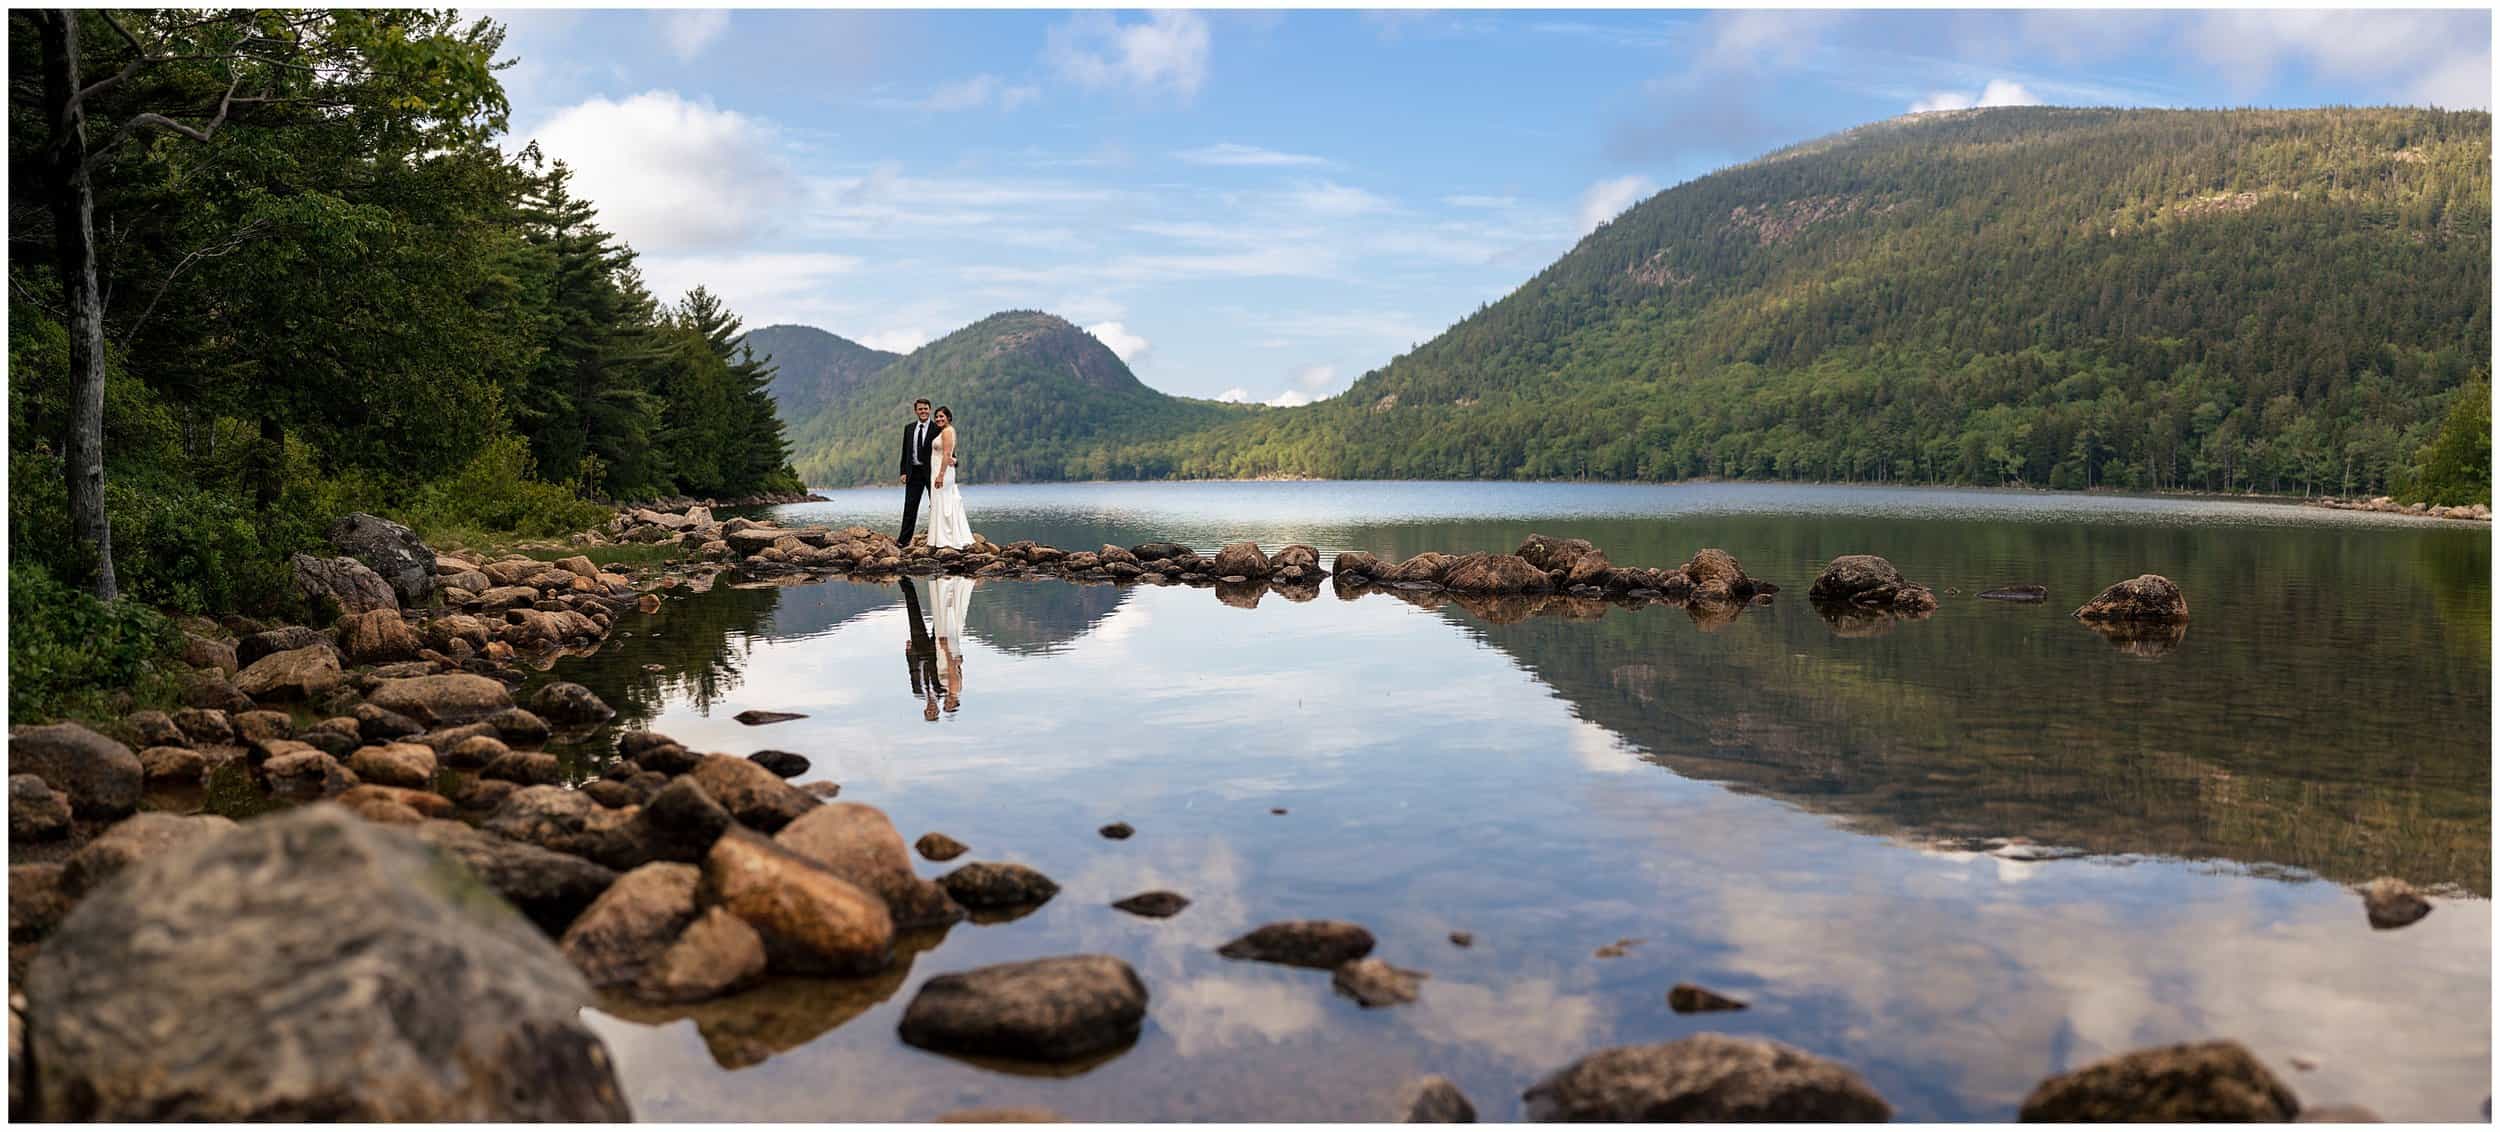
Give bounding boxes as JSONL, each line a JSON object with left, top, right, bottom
{"left": 798, "top": 107, "right": 2489, "bottom": 500}
{"left": 783, "top": 311, "right": 1245, "bottom": 485}
{"left": 741, "top": 324, "right": 900, "bottom": 424}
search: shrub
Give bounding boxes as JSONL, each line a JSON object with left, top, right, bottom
{"left": 407, "top": 435, "right": 609, "bottom": 540}
{"left": 9, "top": 562, "right": 185, "bottom": 723}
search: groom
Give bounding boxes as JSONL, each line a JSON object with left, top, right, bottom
{"left": 896, "top": 397, "right": 937, "bottom": 542}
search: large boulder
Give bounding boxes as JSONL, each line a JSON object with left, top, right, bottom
{"left": 1443, "top": 553, "right": 1554, "bottom": 594}
{"left": 1522, "top": 1035, "right": 1892, "bottom": 1121}
{"left": 1334, "top": 550, "right": 1387, "bottom": 579}
{"left": 21, "top": 806, "right": 630, "bottom": 1120}
{"left": 327, "top": 512, "right": 437, "bottom": 608}
{"left": 688, "top": 754, "right": 818, "bottom": 833}
{"left": 1383, "top": 552, "right": 1456, "bottom": 586}
{"left": 234, "top": 625, "right": 333, "bottom": 669}
{"left": 1680, "top": 548, "right": 1766, "bottom": 601}
{"left": 2018, "top": 1040, "right": 2296, "bottom": 1121}
{"left": 367, "top": 674, "right": 515, "bottom": 727}
{"left": 775, "top": 803, "right": 965, "bottom": 929}
{"left": 1808, "top": 555, "right": 1939, "bottom": 613}
{"left": 334, "top": 609, "right": 420, "bottom": 665}
{"left": 898, "top": 955, "right": 1148, "bottom": 1062}
{"left": 9, "top": 722, "right": 142, "bottom": 819}
{"left": 9, "top": 775, "right": 72, "bottom": 842}
{"left": 289, "top": 552, "right": 398, "bottom": 616}
{"left": 345, "top": 743, "right": 437, "bottom": 789}
{"left": 232, "top": 645, "right": 343, "bottom": 702}
{"left": 558, "top": 861, "right": 701, "bottom": 989}
{"left": 529, "top": 682, "right": 615, "bottom": 727}
{"left": 638, "top": 905, "right": 768, "bottom": 1003}
{"left": 1211, "top": 541, "right": 1272, "bottom": 579}
{"left": 1515, "top": 534, "right": 1601, "bottom": 575}
{"left": 697, "top": 828, "right": 894, "bottom": 975}
{"left": 939, "top": 861, "right": 1061, "bottom": 910}
{"left": 2072, "top": 574, "right": 2189, "bottom": 623}
{"left": 61, "top": 812, "right": 240, "bottom": 899}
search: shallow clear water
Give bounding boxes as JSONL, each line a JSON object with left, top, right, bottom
{"left": 542, "top": 482, "right": 2490, "bottom": 1121}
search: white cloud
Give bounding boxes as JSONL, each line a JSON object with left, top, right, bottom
{"left": 914, "top": 74, "right": 1041, "bottom": 113}
{"left": 1045, "top": 11, "right": 1212, "bottom": 101}
{"left": 2411, "top": 48, "right": 2494, "bottom": 110}
{"left": 1907, "top": 78, "right": 2040, "bottom": 114}
{"left": 2189, "top": 10, "right": 2490, "bottom": 107}
{"left": 1263, "top": 389, "right": 1315, "bottom": 407}
{"left": 1282, "top": 180, "right": 1394, "bottom": 217}
{"left": 857, "top": 328, "right": 929, "bottom": 354}
{"left": 653, "top": 9, "right": 728, "bottom": 62}
{"left": 635, "top": 252, "right": 863, "bottom": 324}
{"left": 1175, "top": 142, "right": 1328, "bottom": 167}
{"left": 1214, "top": 387, "right": 1251, "bottom": 403}
{"left": 527, "top": 90, "right": 799, "bottom": 254}
{"left": 1444, "top": 194, "right": 1518, "bottom": 209}
{"left": 1575, "top": 174, "right": 1655, "bottom": 237}
{"left": 1086, "top": 320, "right": 1151, "bottom": 364}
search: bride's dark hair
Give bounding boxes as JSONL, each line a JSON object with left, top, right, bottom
{"left": 933, "top": 405, "right": 954, "bottom": 424}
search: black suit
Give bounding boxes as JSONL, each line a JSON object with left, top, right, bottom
{"left": 900, "top": 580, "right": 943, "bottom": 699}
{"left": 898, "top": 417, "right": 939, "bottom": 541}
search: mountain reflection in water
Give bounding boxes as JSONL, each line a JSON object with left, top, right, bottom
{"left": 539, "top": 483, "right": 2487, "bottom": 1122}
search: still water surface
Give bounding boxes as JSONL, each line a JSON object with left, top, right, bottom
{"left": 544, "top": 482, "right": 2490, "bottom": 1121}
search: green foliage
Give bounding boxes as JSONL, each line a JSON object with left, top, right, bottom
{"left": 406, "top": 436, "right": 611, "bottom": 541}
{"left": 2401, "top": 381, "right": 2492, "bottom": 505}
{"left": 8, "top": 562, "right": 183, "bottom": 723}
{"left": 7, "top": 11, "right": 801, "bottom": 633}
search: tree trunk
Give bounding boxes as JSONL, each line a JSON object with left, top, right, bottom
{"left": 39, "top": 9, "right": 118, "bottom": 601}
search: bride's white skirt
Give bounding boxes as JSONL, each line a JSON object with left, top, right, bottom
{"left": 928, "top": 475, "right": 974, "bottom": 549}
{"left": 931, "top": 576, "right": 974, "bottom": 642}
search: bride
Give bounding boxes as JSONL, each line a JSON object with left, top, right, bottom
{"left": 925, "top": 405, "right": 974, "bottom": 550}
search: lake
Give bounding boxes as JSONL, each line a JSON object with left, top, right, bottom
{"left": 536, "top": 481, "right": 2491, "bottom": 1121}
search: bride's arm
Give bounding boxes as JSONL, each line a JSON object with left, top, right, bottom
{"left": 935, "top": 429, "right": 954, "bottom": 486}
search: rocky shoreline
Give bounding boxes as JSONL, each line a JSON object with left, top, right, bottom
{"left": 2305, "top": 495, "right": 2491, "bottom": 521}
{"left": 3, "top": 503, "right": 2411, "bottom": 1119}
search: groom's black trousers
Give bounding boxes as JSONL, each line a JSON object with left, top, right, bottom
{"left": 899, "top": 468, "right": 930, "bottom": 542}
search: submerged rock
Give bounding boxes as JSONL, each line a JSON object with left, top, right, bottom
{"left": 1403, "top": 1075, "right": 1478, "bottom": 1122}
{"left": 897, "top": 954, "right": 1148, "bottom": 1063}
{"left": 23, "top": 805, "right": 629, "bottom": 1120}
{"left": 1668, "top": 983, "right": 1749, "bottom": 1013}
{"left": 1099, "top": 821, "right": 1135, "bottom": 839}
{"left": 916, "top": 832, "right": 969, "bottom": 861}
{"left": 1523, "top": 1035, "right": 1891, "bottom": 1121}
{"left": 1979, "top": 584, "right": 2048, "bottom": 602}
{"left": 2360, "top": 877, "right": 2433, "bottom": 929}
{"left": 2072, "top": 574, "right": 2189, "bottom": 623}
{"left": 1111, "top": 890, "right": 1190, "bottom": 918}
{"left": 733, "top": 709, "right": 807, "bottom": 726}
{"left": 1333, "top": 957, "right": 1427, "bottom": 1007}
{"left": 939, "top": 861, "right": 1061, "bottom": 910}
{"left": 749, "top": 749, "right": 810, "bottom": 778}
{"left": 2018, "top": 1039, "right": 2296, "bottom": 1122}
{"left": 1218, "top": 920, "right": 1375, "bottom": 968}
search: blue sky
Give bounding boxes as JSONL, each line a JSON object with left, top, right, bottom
{"left": 487, "top": 8, "right": 2492, "bottom": 405}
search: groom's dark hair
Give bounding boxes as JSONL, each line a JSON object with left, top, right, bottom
{"left": 913, "top": 397, "right": 932, "bottom": 409}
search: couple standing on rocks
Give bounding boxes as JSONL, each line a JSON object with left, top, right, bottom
{"left": 897, "top": 399, "right": 974, "bottom": 551}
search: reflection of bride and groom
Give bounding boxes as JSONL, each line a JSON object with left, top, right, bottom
{"left": 898, "top": 577, "right": 972, "bottom": 721}
{"left": 896, "top": 397, "right": 982, "bottom": 719}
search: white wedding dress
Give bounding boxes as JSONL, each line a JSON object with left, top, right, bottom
{"left": 931, "top": 576, "right": 974, "bottom": 644}
{"left": 926, "top": 428, "right": 974, "bottom": 550}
